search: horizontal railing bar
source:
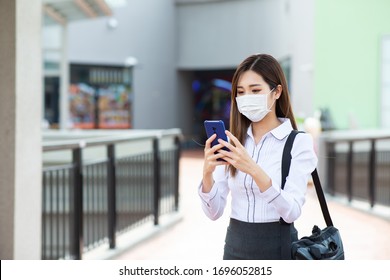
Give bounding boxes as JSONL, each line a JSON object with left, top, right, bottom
{"left": 43, "top": 141, "right": 82, "bottom": 152}
{"left": 43, "top": 129, "right": 182, "bottom": 152}
{"left": 320, "top": 130, "right": 390, "bottom": 143}
{"left": 43, "top": 163, "right": 75, "bottom": 172}
{"left": 82, "top": 158, "right": 109, "bottom": 166}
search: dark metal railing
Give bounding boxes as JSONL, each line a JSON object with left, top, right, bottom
{"left": 41, "top": 130, "right": 182, "bottom": 260}
{"left": 42, "top": 164, "right": 74, "bottom": 260}
{"left": 319, "top": 130, "right": 390, "bottom": 208}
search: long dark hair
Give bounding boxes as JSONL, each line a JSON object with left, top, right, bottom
{"left": 228, "top": 54, "right": 297, "bottom": 177}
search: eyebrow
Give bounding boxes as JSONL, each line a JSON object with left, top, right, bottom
{"left": 237, "top": 84, "right": 263, "bottom": 88}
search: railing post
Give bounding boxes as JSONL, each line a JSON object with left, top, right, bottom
{"left": 153, "top": 137, "right": 161, "bottom": 225}
{"left": 174, "top": 136, "right": 181, "bottom": 211}
{"left": 327, "top": 141, "right": 336, "bottom": 195}
{"left": 347, "top": 141, "right": 353, "bottom": 202}
{"left": 71, "top": 147, "right": 83, "bottom": 260}
{"left": 107, "top": 144, "right": 117, "bottom": 249}
{"left": 369, "top": 139, "right": 376, "bottom": 208}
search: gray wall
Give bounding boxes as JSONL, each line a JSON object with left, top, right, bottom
{"left": 68, "top": 0, "right": 178, "bottom": 129}
{"left": 177, "top": 0, "right": 291, "bottom": 69}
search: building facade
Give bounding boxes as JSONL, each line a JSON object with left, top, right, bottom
{"left": 43, "top": 0, "right": 390, "bottom": 136}
{"left": 60, "top": 0, "right": 315, "bottom": 140}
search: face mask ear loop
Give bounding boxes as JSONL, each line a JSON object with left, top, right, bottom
{"left": 267, "top": 88, "right": 277, "bottom": 112}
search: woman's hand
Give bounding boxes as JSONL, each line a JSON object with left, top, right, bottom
{"left": 216, "top": 130, "right": 257, "bottom": 175}
{"left": 218, "top": 130, "right": 272, "bottom": 192}
{"left": 202, "top": 133, "right": 228, "bottom": 193}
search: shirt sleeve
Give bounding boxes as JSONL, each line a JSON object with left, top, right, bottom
{"left": 198, "top": 165, "right": 230, "bottom": 221}
{"left": 258, "top": 133, "right": 318, "bottom": 223}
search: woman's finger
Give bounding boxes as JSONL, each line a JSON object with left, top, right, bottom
{"left": 211, "top": 143, "right": 226, "bottom": 153}
{"left": 205, "top": 133, "right": 217, "bottom": 149}
{"left": 217, "top": 138, "right": 235, "bottom": 152}
{"left": 205, "top": 143, "right": 228, "bottom": 160}
{"left": 225, "top": 130, "right": 242, "bottom": 148}
{"left": 212, "top": 152, "right": 230, "bottom": 165}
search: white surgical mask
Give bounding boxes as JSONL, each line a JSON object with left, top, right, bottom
{"left": 235, "top": 88, "right": 275, "bottom": 122}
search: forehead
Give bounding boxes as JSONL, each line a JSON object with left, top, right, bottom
{"left": 237, "top": 70, "right": 266, "bottom": 86}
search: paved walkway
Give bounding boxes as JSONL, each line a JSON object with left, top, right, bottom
{"left": 112, "top": 149, "right": 390, "bottom": 260}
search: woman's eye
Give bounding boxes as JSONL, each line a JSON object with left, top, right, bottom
{"left": 252, "top": 89, "right": 261, "bottom": 94}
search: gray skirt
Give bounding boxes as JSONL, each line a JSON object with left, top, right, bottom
{"left": 223, "top": 218, "right": 298, "bottom": 260}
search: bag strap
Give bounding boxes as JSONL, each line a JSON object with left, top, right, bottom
{"left": 311, "top": 169, "right": 333, "bottom": 227}
{"left": 281, "top": 130, "right": 333, "bottom": 227}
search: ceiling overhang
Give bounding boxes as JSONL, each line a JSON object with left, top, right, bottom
{"left": 43, "top": 0, "right": 113, "bottom": 26}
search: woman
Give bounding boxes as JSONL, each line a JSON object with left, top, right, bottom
{"left": 199, "top": 53, "right": 318, "bottom": 260}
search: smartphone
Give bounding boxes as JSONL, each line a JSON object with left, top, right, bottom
{"left": 204, "top": 120, "right": 230, "bottom": 160}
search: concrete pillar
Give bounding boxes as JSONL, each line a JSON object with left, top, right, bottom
{"left": 0, "top": 0, "right": 42, "bottom": 259}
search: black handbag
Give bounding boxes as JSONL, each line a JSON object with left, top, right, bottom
{"left": 280, "top": 130, "right": 345, "bottom": 260}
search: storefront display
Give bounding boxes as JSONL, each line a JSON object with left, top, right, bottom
{"left": 69, "top": 64, "right": 133, "bottom": 129}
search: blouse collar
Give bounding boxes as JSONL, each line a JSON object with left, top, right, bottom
{"left": 247, "top": 118, "right": 293, "bottom": 142}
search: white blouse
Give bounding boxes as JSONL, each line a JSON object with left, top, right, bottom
{"left": 198, "top": 118, "right": 318, "bottom": 224}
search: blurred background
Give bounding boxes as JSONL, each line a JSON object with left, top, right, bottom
{"left": 1, "top": 0, "right": 390, "bottom": 260}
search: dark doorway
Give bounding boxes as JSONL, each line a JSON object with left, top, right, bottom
{"left": 192, "top": 69, "right": 235, "bottom": 143}
{"left": 44, "top": 77, "right": 60, "bottom": 128}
